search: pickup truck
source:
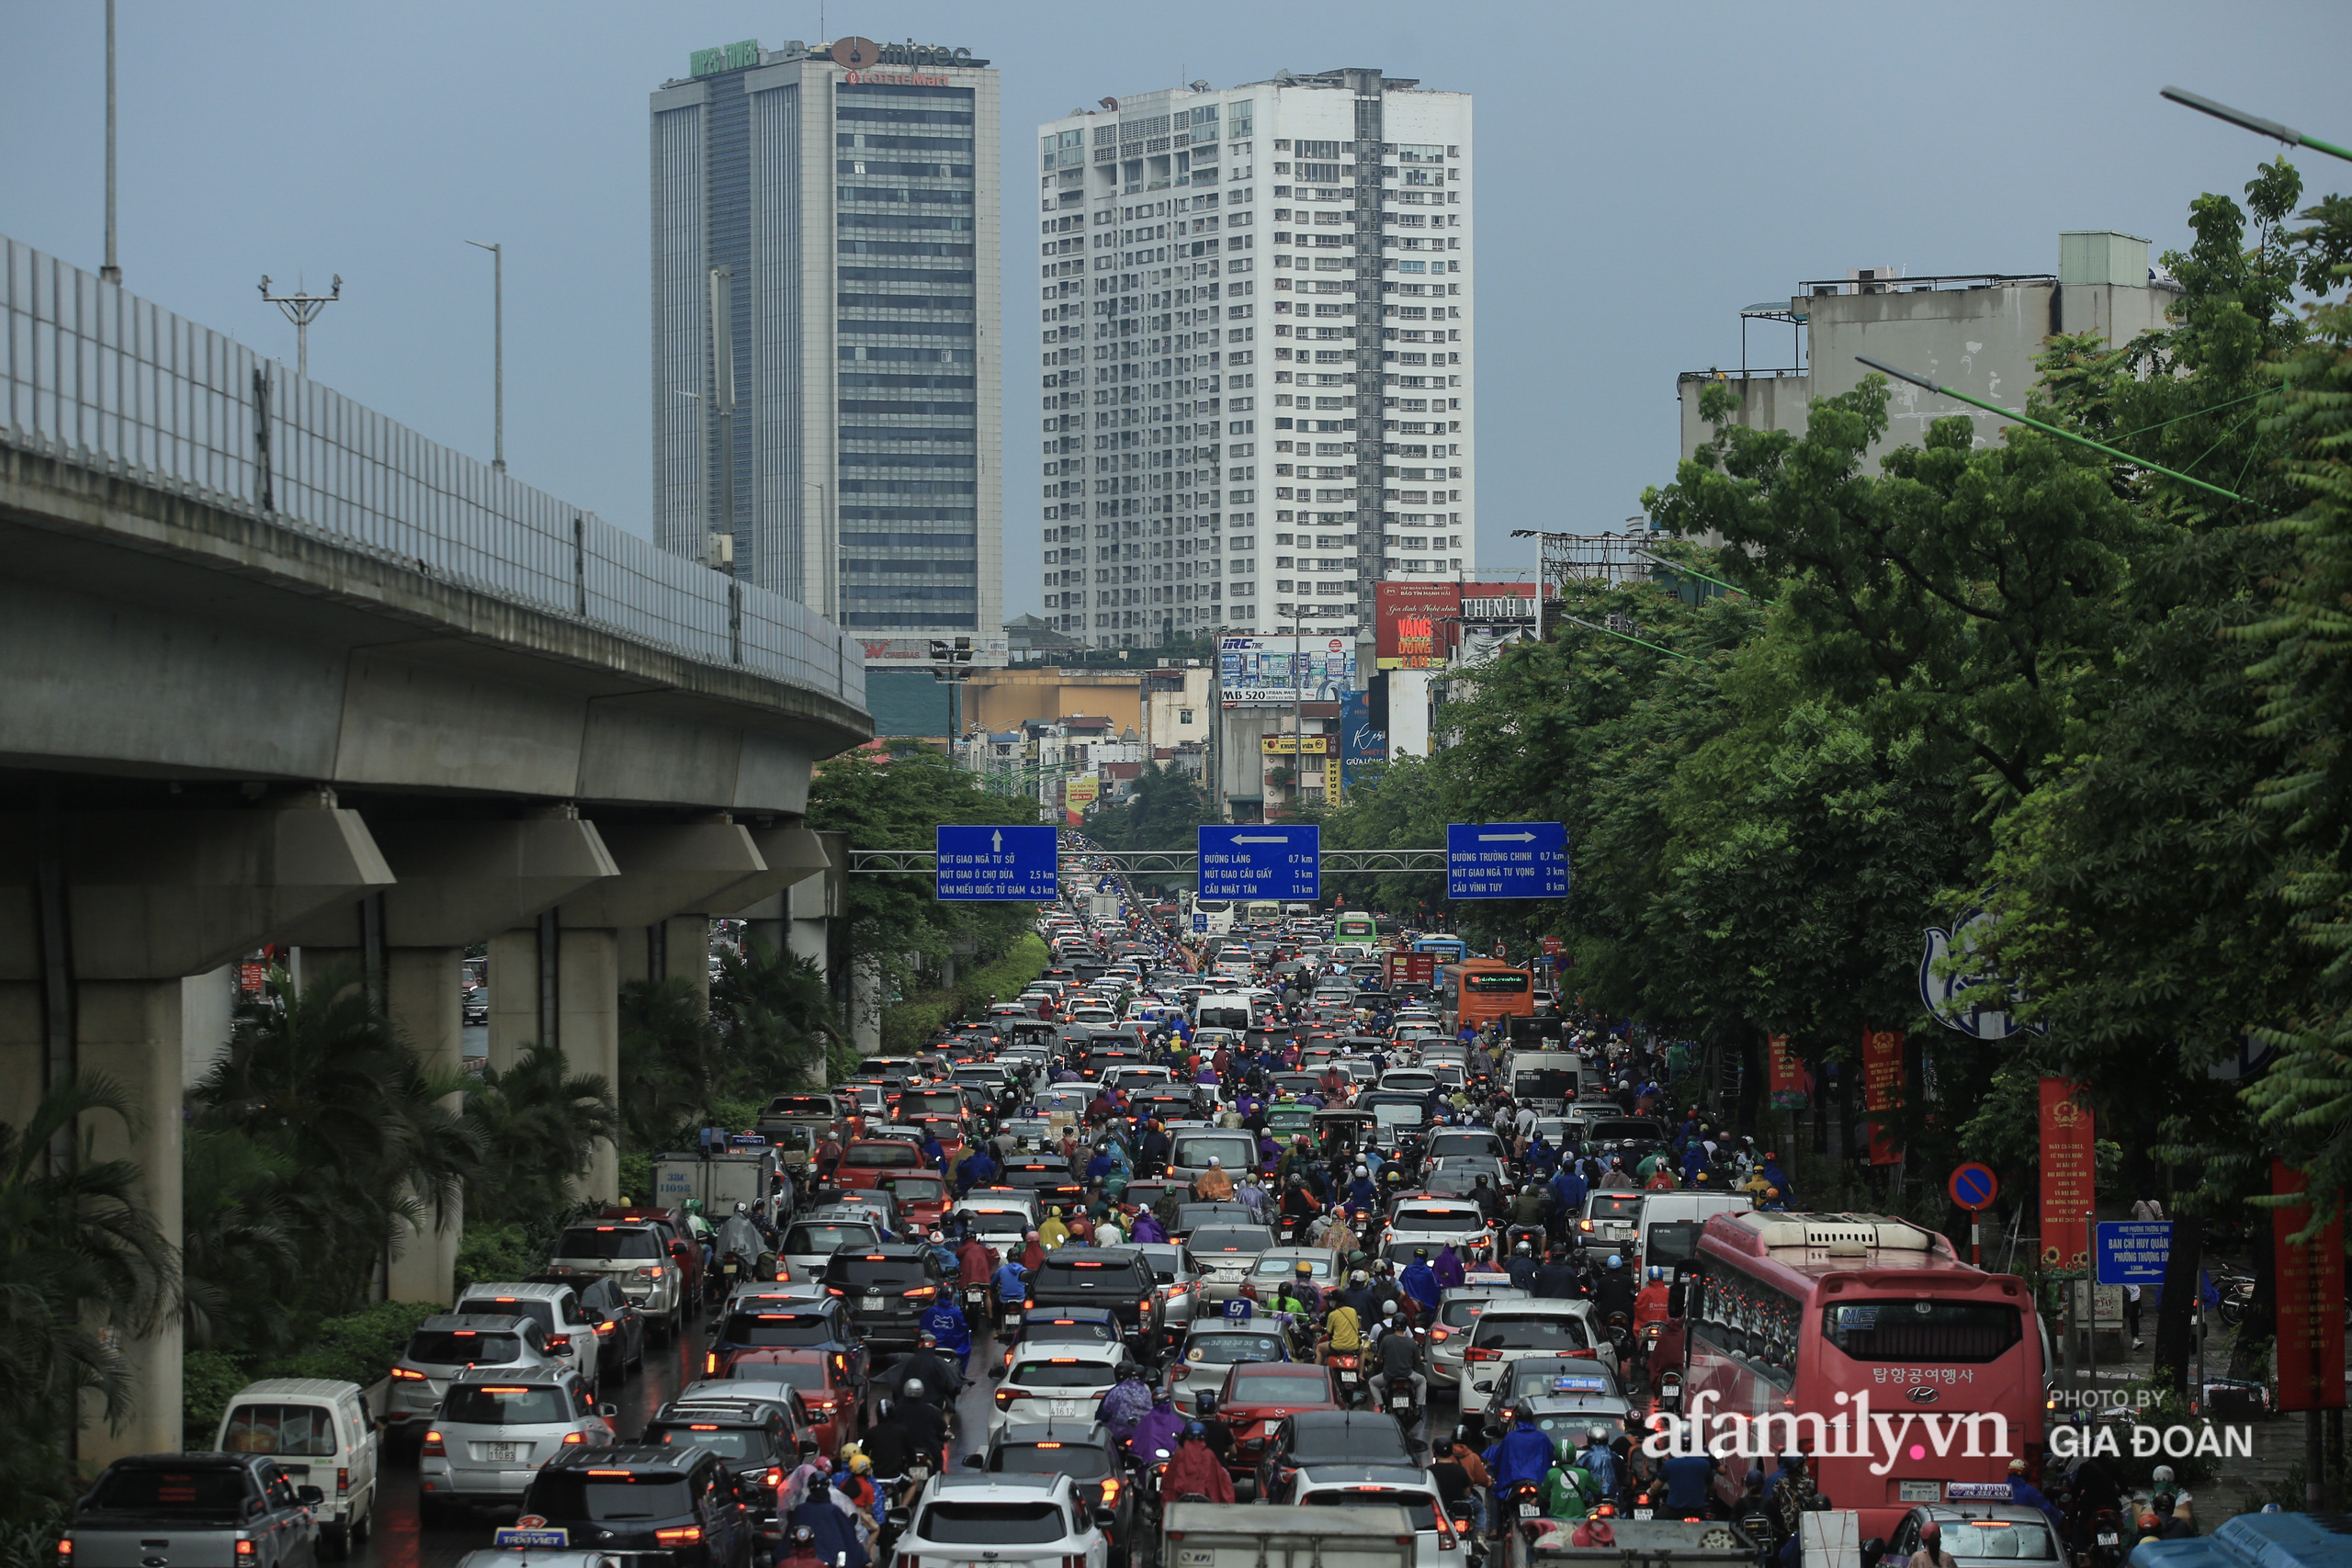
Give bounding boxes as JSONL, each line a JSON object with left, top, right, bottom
{"left": 63, "top": 1453, "right": 322, "bottom": 1568}
{"left": 1159, "top": 1502, "right": 1414, "bottom": 1568}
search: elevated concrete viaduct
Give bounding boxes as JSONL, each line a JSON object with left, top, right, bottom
{"left": 0, "top": 238, "right": 873, "bottom": 1461}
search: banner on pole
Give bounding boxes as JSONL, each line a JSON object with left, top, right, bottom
{"left": 1766, "top": 1035, "right": 1811, "bottom": 1111}
{"left": 2273, "top": 1159, "right": 2346, "bottom": 1411}
{"left": 1862, "top": 1029, "right": 1905, "bottom": 1167}
{"left": 2038, "top": 1078, "right": 2095, "bottom": 1270}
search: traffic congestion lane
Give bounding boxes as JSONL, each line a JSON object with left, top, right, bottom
{"left": 350, "top": 1309, "right": 1009, "bottom": 1568}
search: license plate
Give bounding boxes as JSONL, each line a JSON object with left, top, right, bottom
{"left": 863, "top": 1295, "right": 884, "bottom": 1311}
{"left": 1338, "top": 1371, "right": 1357, "bottom": 1383}
{"left": 2098, "top": 1536, "right": 2120, "bottom": 1548}
{"left": 1898, "top": 1482, "right": 1940, "bottom": 1504}
{"left": 482, "top": 1442, "right": 521, "bottom": 1461}
{"left": 1634, "top": 1509, "right": 1654, "bottom": 1521}
{"left": 1518, "top": 1503, "right": 1540, "bottom": 1519}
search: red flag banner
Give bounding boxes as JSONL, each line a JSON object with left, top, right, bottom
{"left": 1862, "top": 1029, "right": 1905, "bottom": 1167}
{"left": 2038, "top": 1077, "right": 2095, "bottom": 1270}
{"left": 1767, "top": 1035, "right": 1811, "bottom": 1111}
{"left": 2273, "top": 1159, "right": 2347, "bottom": 1411}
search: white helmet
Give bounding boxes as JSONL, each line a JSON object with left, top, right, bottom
{"left": 1382, "top": 1301, "right": 1399, "bottom": 1318}
{"left": 905, "top": 1378, "right": 927, "bottom": 1399}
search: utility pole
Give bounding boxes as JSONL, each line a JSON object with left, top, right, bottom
{"left": 708, "top": 266, "right": 737, "bottom": 574}
{"left": 101, "top": 0, "right": 119, "bottom": 284}
{"left": 466, "top": 241, "right": 503, "bottom": 472}
{"left": 805, "top": 479, "right": 834, "bottom": 620}
{"left": 258, "top": 275, "right": 342, "bottom": 379}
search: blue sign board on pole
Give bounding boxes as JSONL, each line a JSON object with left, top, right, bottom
{"left": 2095, "top": 1220, "right": 2174, "bottom": 1285}
{"left": 1193, "top": 913, "right": 1207, "bottom": 932}
{"left": 1446, "top": 822, "right": 1569, "bottom": 899}
{"left": 1197, "top": 824, "right": 1320, "bottom": 901}
{"left": 935, "top": 825, "right": 1058, "bottom": 902}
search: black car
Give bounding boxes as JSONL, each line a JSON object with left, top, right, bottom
{"left": 523, "top": 1446, "right": 755, "bottom": 1568}
{"left": 1023, "top": 1247, "right": 1164, "bottom": 1347}
{"left": 1255, "top": 1409, "right": 1418, "bottom": 1503}
{"left": 821, "top": 1243, "right": 949, "bottom": 1349}
{"left": 974, "top": 1417, "right": 1136, "bottom": 1546}
{"left": 533, "top": 1272, "right": 646, "bottom": 1382}
{"left": 644, "top": 1395, "right": 816, "bottom": 1540}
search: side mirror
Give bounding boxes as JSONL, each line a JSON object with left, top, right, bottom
{"left": 1860, "top": 1540, "right": 1886, "bottom": 1567}
{"left": 1093, "top": 1507, "right": 1119, "bottom": 1529}
{"left": 963, "top": 1454, "right": 987, "bottom": 1470}
{"left": 1666, "top": 1283, "right": 1686, "bottom": 1319}
{"left": 295, "top": 1484, "right": 325, "bottom": 1506}
{"left": 599, "top": 1403, "right": 619, "bottom": 1418}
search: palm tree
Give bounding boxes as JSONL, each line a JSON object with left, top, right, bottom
{"left": 462, "top": 1043, "right": 617, "bottom": 1228}
{"left": 178, "top": 1127, "right": 303, "bottom": 1351}
{"left": 0, "top": 1075, "right": 175, "bottom": 1440}
{"left": 191, "top": 965, "right": 480, "bottom": 1315}
{"left": 617, "top": 976, "right": 720, "bottom": 1153}
{"left": 713, "top": 938, "right": 846, "bottom": 1089}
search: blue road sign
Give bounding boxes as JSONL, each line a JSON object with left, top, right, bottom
{"left": 1193, "top": 913, "right": 1207, "bottom": 932}
{"left": 1446, "top": 821, "right": 1569, "bottom": 899}
{"left": 935, "top": 825, "right": 1058, "bottom": 902}
{"left": 2096, "top": 1220, "right": 2174, "bottom": 1285}
{"left": 1949, "top": 1162, "right": 1998, "bottom": 1211}
{"left": 1197, "top": 824, "right": 1320, "bottom": 900}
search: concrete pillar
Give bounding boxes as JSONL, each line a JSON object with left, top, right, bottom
{"left": 78, "top": 979, "right": 185, "bottom": 1466}
{"left": 558, "top": 927, "right": 621, "bottom": 1202}
{"left": 486, "top": 924, "right": 543, "bottom": 1072}
{"left": 851, "top": 956, "right": 883, "bottom": 1054}
{"left": 180, "top": 965, "right": 234, "bottom": 1089}
{"left": 386, "top": 947, "right": 463, "bottom": 1304}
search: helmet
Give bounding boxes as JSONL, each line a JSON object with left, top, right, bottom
{"left": 1208, "top": 1155, "right": 1221, "bottom": 1168}
{"left": 1515, "top": 1241, "right": 1532, "bottom": 1256}
{"left": 1355, "top": 1164, "right": 1368, "bottom": 1177}
{"left": 904, "top": 1378, "right": 927, "bottom": 1399}
{"left": 1196, "top": 1392, "right": 1220, "bottom": 1417}
{"left": 1607, "top": 1255, "right": 1623, "bottom": 1269}
{"left": 928, "top": 1228, "right": 944, "bottom": 1241}
{"left": 1350, "top": 1269, "right": 1368, "bottom": 1284}
{"left": 1383, "top": 1301, "right": 1398, "bottom": 1318}
{"left": 1117, "top": 1359, "right": 1143, "bottom": 1381}
{"left": 1918, "top": 1524, "right": 1943, "bottom": 1547}
{"left": 2008, "top": 1459, "right": 2029, "bottom": 1474}
{"left": 1295, "top": 1259, "right": 1315, "bottom": 1276}
{"left": 734, "top": 1201, "right": 750, "bottom": 1214}
{"left": 847, "top": 1453, "right": 873, "bottom": 1476}
{"left": 1024, "top": 1229, "right": 1040, "bottom": 1239}
{"left": 791, "top": 1526, "right": 817, "bottom": 1548}
{"left": 1589, "top": 1424, "right": 1611, "bottom": 1443}
{"left": 1765, "top": 1187, "right": 1780, "bottom": 1199}
{"left": 1415, "top": 1247, "right": 1430, "bottom": 1259}
{"left": 918, "top": 1329, "right": 938, "bottom": 1347}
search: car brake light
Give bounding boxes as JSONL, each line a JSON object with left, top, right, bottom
{"left": 1464, "top": 1348, "right": 1496, "bottom": 1362}
{"left": 56, "top": 1543, "right": 70, "bottom": 1560}
{"left": 562, "top": 1431, "right": 586, "bottom": 1445}
{"left": 548, "top": 1335, "right": 571, "bottom": 1349}
{"left": 1567, "top": 1348, "right": 1597, "bottom": 1359}
{"left": 996, "top": 1388, "right": 1030, "bottom": 1409}
{"left": 902, "top": 1286, "right": 937, "bottom": 1299}
{"left": 1101, "top": 1477, "right": 1121, "bottom": 1505}
{"left": 707, "top": 1352, "right": 719, "bottom": 1374}
{"left": 235, "top": 1545, "right": 254, "bottom": 1561}
{"left": 390, "top": 1366, "right": 427, "bottom": 1380}
{"left": 595, "top": 1321, "right": 614, "bottom": 1334}
{"left": 655, "top": 1528, "right": 705, "bottom": 1547}
{"left": 421, "top": 1430, "right": 447, "bottom": 1457}
{"left": 336, "top": 1467, "right": 349, "bottom": 1495}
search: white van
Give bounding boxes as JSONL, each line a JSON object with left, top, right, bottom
{"left": 216, "top": 1377, "right": 379, "bottom": 1555}
{"left": 1167, "top": 1127, "right": 1261, "bottom": 1181}
{"left": 1194, "top": 992, "right": 1258, "bottom": 1032}
{"left": 1635, "top": 1190, "right": 1751, "bottom": 1269}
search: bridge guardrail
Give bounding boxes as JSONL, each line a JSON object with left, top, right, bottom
{"left": 0, "top": 236, "right": 864, "bottom": 713}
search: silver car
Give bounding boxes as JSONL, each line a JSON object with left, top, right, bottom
{"left": 1188, "top": 1224, "right": 1277, "bottom": 1302}
{"left": 1135, "top": 1243, "right": 1203, "bottom": 1338}
{"left": 418, "top": 1368, "right": 615, "bottom": 1518}
{"left": 1427, "top": 1284, "right": 1529, "bottom": 1389}
{"left": 386, "top": 1313, "right": 559, "bottom": 1433}
{"left": 780, "top": 1211, "right": 883, "bottom": 1280}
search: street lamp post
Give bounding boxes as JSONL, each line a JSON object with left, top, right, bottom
{"left": 102, "top": 0, "right": 119, "bottom": 285}
{"left": 466, "top": 241, "right": 504, "bottom": 472}
{"left": 258, "top": 275, "right": 343, "bottom": 379}
{"left": 805, "top": 480, "right": 835, "bottom": 621}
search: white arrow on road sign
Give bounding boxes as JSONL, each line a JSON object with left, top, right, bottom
{"left": 1477, "top": 832, "right": 1537, "bottom": 842}
{"left": 1233, "top": 835, "right": 1288, "bottom": 843}
{"left": 991, "top": 830, "right": 1002, "bottom": 853}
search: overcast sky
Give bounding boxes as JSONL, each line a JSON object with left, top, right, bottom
{"left": 8, "top": 2, "right": 2347, "bottom": 619}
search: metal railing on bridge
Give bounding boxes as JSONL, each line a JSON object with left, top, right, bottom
{"left": 0, "top": 237, "right": 864, "bottom": 711}
{"left": 845, "top": 847, "right": 1450, "bottom": 874}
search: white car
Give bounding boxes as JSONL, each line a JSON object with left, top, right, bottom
{"left": 418, "top": 1368, "right": 615, "bottom": 1519}
{"left": 1460, "top": 1301, "right": 1614, "bottom": 1402}
{"left": 989, "top": 1341, "right": 1126, "bottom": 1438}
{"left": 1292, "top": 1466, "right": 1464, "bottom": 1568}
{"left": 1382, "top": 1200, "right": 1496, "bottom": 1258}
{"left": 896, "top": 1472, "right": 1111, "bottom": 1568}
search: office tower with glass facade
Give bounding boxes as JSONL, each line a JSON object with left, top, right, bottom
{"left": 651, "top": 38, "right": 1002, "bottom": 660}
{"left": 1035, "top": 66, "right": 1471, "bottom": 649}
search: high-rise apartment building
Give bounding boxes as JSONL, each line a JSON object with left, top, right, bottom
{"left": 1035, "top": 67, "right": 1472, "bottom": 650}
{"left": 651, "top": 36, "right": 1003, "bottom": 662}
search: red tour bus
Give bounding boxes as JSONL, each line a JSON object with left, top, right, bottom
{"left": 1672, "top": 1211, "right": 2044, "bottom": 1540}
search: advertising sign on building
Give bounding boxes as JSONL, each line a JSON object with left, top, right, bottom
{"left": 1062, "top": 775, "right": 1099, "bottom": 827}
{"left": 1456, "top": 581, "right": 1543, "bottom": 626}
{"left": 1861, "top": 1029, "right": 1905, "bottom": 1167}
{"left": 1766, "top": 1035, "right": 1811, "bottom": 1111}
{"left": 1220, "top": 636, "right": 1356, "bottom": 705}
{"left": 1340, "top": 690, "right": 1386, "bottom": 789}
{"left": 1375, "top": 581, "right": 1461, "bottom": 668}
{"left": 2038, "top": 1078, "right": 2096, "bottom": 1270}
{"left": 2272, "top": 1158, "right": 2346, "bottom": 1411}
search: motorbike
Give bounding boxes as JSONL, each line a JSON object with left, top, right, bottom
{"left": 2214, "top": 1271, "right": 2256, "bottom": 1327}
{"left": 962, "top": 1282, "right": 991, "bottom": 1325}
{"left": 2085, "top": 1507, "right": 2126, "bottom": 1568}
{"left": 1329, "top": 1350, "right": 1365, "bottom": 1407}
{"left": 1502, "top": 1480, "right": 1546, "bottom": 1544}
{"left": 1380, "top": 1375, "right": 1422, "bottom": 1435}
{"left": 1448, "top": 1503, "right": 1487, "bottom": 1567}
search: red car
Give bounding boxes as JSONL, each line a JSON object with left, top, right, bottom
{"left": 1215, "top": 1362, "right": 1342, "bottom": 1474}
{"left": 700, "top": 1347, "right": 866, "bottom": 1456}
{"left": 879, "top": 1171, "right": 952, "bottom": 1232}
{"left": 833, "top": 1138, "right": 930, "bottom": 1191}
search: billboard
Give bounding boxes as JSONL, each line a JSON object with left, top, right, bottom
{"left": 1062, "top": 775, "right": 1099, "bottom": 826}
{"left": 1340, "top": 690, "right": 1386, "bottom": 789}
{"left": 1219, "top": 636, "right": 1356, "bottom": 705}
{"left": 1375, "top": 581, "right": 1461, "bottom": 668}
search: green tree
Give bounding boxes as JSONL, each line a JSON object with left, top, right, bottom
{"left": 462, "top": 1042, "right": 618, "bottom": 1228}
{"left": 0, "top": 1077, "right": 175, "bottom": 1510}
